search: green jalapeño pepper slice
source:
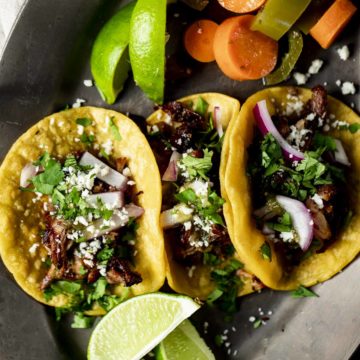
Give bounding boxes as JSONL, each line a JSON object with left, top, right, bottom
{"left": 251, "top": 0, "right": 312, "bottom": 40}
{"left": 264, "top": 30, "right": 303, "bottom": 86}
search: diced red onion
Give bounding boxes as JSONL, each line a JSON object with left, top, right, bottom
{"left": 162, "top": 151, "right": 181, "bottom": 181}
{"left": 79, "top": 152, "right": 128, "bottom": 190}
{"left": 86, "top": 192, "right": 124, "bottom": 209}
{"left": 84, "top": 203, "right": 144, "bottom": 240}
{"left": 213, "top": 106, "right": 224, "bottom": 138}
{"left": 20, "top": 163, "right": 41, "bottom": 187}
{"left": 334, "top": 139, "right": 350, "bottom": 166}
{"left": 253, "top": 100, "right": 305, "bottom": 162}
{"left": 125, "top": 203, "right": 144, "bottom": 218}
{"left": 276, "top": 195, "right": 314, "bottom": 251}
{"left": 160, "top": 205, "right": 193, "bottom": 229}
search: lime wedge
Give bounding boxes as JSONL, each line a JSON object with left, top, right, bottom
{"left": 90, "top": 1, "right": 136, "bottom": 104}
{"left": 87, "top": 293, "right": 200, "bottom": 360}
{"left": 129, "top": 0, "right": 166, "bottom": 104}
{"left": 156, "top": 320, "right": 215, "bottom": 360}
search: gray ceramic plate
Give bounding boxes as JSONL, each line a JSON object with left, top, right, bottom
{"left": 0, "top": 1, "right": 359, "bottom": 359}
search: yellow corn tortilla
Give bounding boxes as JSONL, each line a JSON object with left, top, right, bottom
{"left": 0, "top": 107, "right": 165, "bottom": 310}
{"left": 147, "top": 93, "right": 257, "bottom": 299}
{"left": 225, "top": 87, "right": 360, "bottom": 290}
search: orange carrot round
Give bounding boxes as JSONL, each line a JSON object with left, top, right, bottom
{"left": 213, "top": 15, "right": 278, "bottom": 81}
{"left": 184, "top": 19, "right": 219, "bottom": 63}
{"left": 217, "top": 0, "right": 266, "bottom": 13}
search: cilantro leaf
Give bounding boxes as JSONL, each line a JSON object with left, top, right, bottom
{"left": 291, "top": 285, "right": 318, "bottom": 298}
{"left": 109, "top": 117, "right": 122, "bottom": 141}
{"left": 348, "top": 123, "right": 360, "bottom": 134}
{"left": 180, "top": 149, "right": 213, "bottom": 180}
{"left": 76, "top": 117, "right": 92, "bottom": 127}
{"left": 71, "top": 313, "right": 94, "bottom": 328}
{"left": 32, "top": 155, "right": 64, "bottom": 195}
{"left": 80, "top": 133, "right": 95, "bottom": 146}
{"left": 96, "top": 246, "right": 114, "bottom": 263}
{"left": 313, "top": 133, "right": 337, "bottom": 151}
{"left": 260, "top": 242, "right": 272, "bottom": 261}
{"left": 208, "top": 259, "right": 244, "bottom": 314}
{"left": 175, "top": 188, "right": 197, "bottom": 204}
{"left": 194, "top": 97, "right": 209, "bottom": 117}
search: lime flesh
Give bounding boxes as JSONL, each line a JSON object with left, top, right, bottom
{"left": 156, "top": 320, "right": 215, "bottom": 360}
{"left": 129, "top": 0, "right": 167, "bottom": 104}
{"left": 90, "top": 1, "right": 135, "bottom": 104}
{"left": 87, "top": 293, "right": 200, "bottom": 360}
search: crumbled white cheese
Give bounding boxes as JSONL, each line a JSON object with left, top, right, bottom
{"left": 279, "top": 231, "right": 295, "bottom": 242}
{"left": 311, "top": 194, "right": 324, "bottom": 209}
{"left": 306, "top": 113, "right": 316, "bottom": 121}
{"left": 341, "top": 81, "right": 356, "bottom": 95}
{"left": 249, "top": 316, "right": 256, "bottom": 323}
{"left": 122, "top": 167, "right": 132, "bottom": 177}
{"left": 337, "top": 45, "right": 350, "bottom": 61}
{"left": 101, "top": 139, "right": 113, "bottom": 155}
{"left": 283, "top": 94, "right": 304, "bottom": 116}
{"left": 184, "top": 221, "right": 192, "bottom": 231}
{"left": 50, "top": 117, "right": 55, "bottom": 125}
{"left": 308, "top": 59, "right": 323, "bottom": 75}
{"left": 77, "top": 125, "right": 84, "bottom": 135}
{"left": 127, "top": 180, "right": 136, "bottom": 186}
{"left": 72, "top": 98, "right": 86, "bottom": 108}
{"left": 187, "top": 265, "right": 196, "bottom": 278}
{"left": 336, "top": 79, "right": 342, "bottom": 87}
{"left": 293, "top": 72, "right": 308, "bottom": 85}
{"left": 29, "top": 243, "right": 39, "bottom": 254}
{"left": 287, "top": 126, "right": 312, "bottom": 150}
{"left": 83, "top": 79, "right": 94, "bottom": 87}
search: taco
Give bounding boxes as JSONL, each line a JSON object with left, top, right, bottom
{"left": 0, "top": 107, "right": 165, "bottom": 315}
{"left": 225, "top": 86, "right": 360, "bottom": 290}
{"left": 146, "top": 93, "right": 263, "bottom": 307}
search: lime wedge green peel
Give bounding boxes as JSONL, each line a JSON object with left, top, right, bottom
{"left": 129, "top": 0, "right": 167, "bottom": 104}
{"left": 156, "top": 320, "right": 215, "bottom": 360}
{"left": 90, "top": 1, "right": 136, "bottom": 104}
{"left": 87, "top": 293, "right": 200, "bottom": 360}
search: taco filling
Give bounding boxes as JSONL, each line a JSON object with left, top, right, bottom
{"left": 147, "top": 96, "right": 262, "bottom": 309}
{"left": 0, "top": 107, "right": 165, "bottom": 327}
{"left": 21, "top": 150, "right": 144, "bottom": 316}
{"left": 248, "top": 86, "right": 354, "bottom": 272}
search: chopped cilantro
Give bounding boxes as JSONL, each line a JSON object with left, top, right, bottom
{"left": 87, "top": 277, "right": 107, "bottom": 302}
{"left": 80, "top": 133, "right": 95, "bottom": 146}
{"left": 291, "top": 285, "right": 318, "bottom": 298}
{"left": 31, "top": 153, "right": 64, "bottom": 195}
{"left": 253, "top": 319, "right": 263, "bottom": 329}
{"left": 194, "top": 97, "right": 209, "bottom": 117}
{"left": 260, "top": 242, "right": 272, "bottom": 261}
{"left": 348, "top": 123, "right": 360, "bottom": 134}
{"left": 261, "top": 134, "right": 283, "bottom": 170}
{"left": 96, "top": 246, "right": 114, "bottom": 263}
{"left": 78, "top": 266, "right": 87, "bottom": 276}
{"left": 313, "top": 133, "right": 336, "bottom": 151}
{"left": 76, "top": 117, "right": 92, "bottom": 127}
{"left": 208, "top": 259, "right": 243, "bottom": 314}
{"left": 180, "top": 149, "right": 213, "bottom": 180}
{"left": 214, "top": 334, "right": 223, "bottom": 347}
{"left": 55, "top": 307, "right": 71, "bottom": 321}
{"left": 99, "top": 148, "right": 110, "bottom": 160}
{"left": 175, "top": 188, "right": 197, "bottom": 203}
{"left": 109, "top": 117, "right": 122, "bottom": 141}
{"left": 295, "top": 154, "right": 326, "bottom": 182}
{"left": 71, "top": 313, "right": 94, "bottom": 329}
{"left": 203, "top": 253, "right": 221, "bottom": 266}
{"left": 206, "top": 288, "right": 223, "bottom": 305}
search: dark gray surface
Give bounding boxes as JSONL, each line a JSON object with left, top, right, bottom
{"left": 0, "top": 1, "right": 359, "bottom": 359}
